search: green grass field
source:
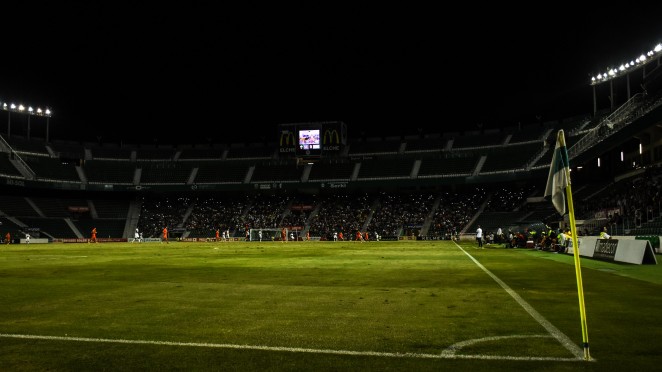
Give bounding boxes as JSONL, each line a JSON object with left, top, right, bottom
{"left": 0, "top": 240, "right": 660, "bottom": 371}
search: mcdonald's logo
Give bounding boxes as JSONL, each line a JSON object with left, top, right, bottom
{"left": 280, "top": 131, "right": 296, "bottom": 147}
{"left": 323, "top": 129, "right": 340, "bottom": 145}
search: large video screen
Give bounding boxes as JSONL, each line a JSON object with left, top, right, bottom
{"left": 298, "top": 129, "right": 320, "bottom": 150}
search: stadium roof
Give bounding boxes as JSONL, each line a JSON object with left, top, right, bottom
{"left": 1, "top": 4, "right": 661, "bottom": 145}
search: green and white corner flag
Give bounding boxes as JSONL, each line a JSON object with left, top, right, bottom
{"left": 543, "top": 129, "right": 591, "bottom": 361}
{"left": 544, "top": 130, "right": 570, "bottom": 216}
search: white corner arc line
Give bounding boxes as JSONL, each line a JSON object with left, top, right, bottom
{"left": 0, "top": 333, "right": 584, "bottom": 362}
{"left": 442, "top": 334, "right": 551, "bottom": 356}
{"left": 452, "top": 241, "right": 586, "bottom": 360}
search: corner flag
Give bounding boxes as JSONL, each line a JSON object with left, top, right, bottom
{"left": 544, "top": 130, "right": 570, "bottom": 215}
{"left": 544, "top": 129, "right": 591, "bottom": 361}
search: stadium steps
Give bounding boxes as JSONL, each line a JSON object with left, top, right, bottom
{"left": 420, "top": 194, "right": 442, "bottom": 236}
{"left": 8, "top": 153, "right": 36, "bottom": 180}
{"left": 351, "top": 163, "right": 360, "bottom": 181}
{"left": 461, "top": 192, "right": 492, "bottom": 234}
{"left": 0, "top": 135, "right": 11, "bottom": 153}
{"left": 301, "top": 163, "right": 312, "bottom": 182}
{"left": 302, "top": 203, "right": 323, "bottom": 236}
{"left": 45, "top": 145, "right": 56, "bottom": 157}
{"left": 277, "top": 199, "right": 295, "bottom": 227}
{"left": 133, "top": 168, "right": 141, "bottom": 185}
{"left": 1, "top": 215, "right": 27, "bottom": 229}
{"left": 472, "top": 155, "right": 487, "bottom": 176}
{"left": 362, "top": 198, "right": 381, "bottom": 232}
{"left": 525, "top": 144, "right": 549, "bottom": 171}
{"left": 187, "top": 167, "right": 198, "bottom": 184}
{"left": 123, "top": 200, "right": 141, "bottom": 239}
{"left": 64, "top": 218, "right": 84, "bottom": 238}
{"left": 179, "top": 202, "right": 196, "bottom": 228}
{"left": 411, "top": 159, "right": 421, "bottom": 179}
{"left": 24, "top": 197, "right": 46, "bottom": 217}
{"left": 244, "top": 165, "right": 255, "bottom": 183}
{"left": 76, "top": 165, "right": 87, "bottom": 183}
{"left": 87, "top": 200, "right": 99, "bottom": 219}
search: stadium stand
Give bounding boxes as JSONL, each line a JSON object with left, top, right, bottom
{"left": 84, "top": 160, "right": 136, "bottom": 184}
{"left": 1, "top": 79, "right": 661, "bottom": 241}
{"left": 0, "top": 152, "right": 22, "bottom": 177}
{"left": 7, "top": 136, "right": 49, "bottom": 155}
{"left": 194, "top": 160, "right": 252, "bottom": 184}
{"left": 23, "top": 155, "right": 81, "bottom": 182}
{"left": 348, "top": 138, "right": 400, "bottom": 155}
{"left": 89, "top": 145, "right": 134, "bottom": 160}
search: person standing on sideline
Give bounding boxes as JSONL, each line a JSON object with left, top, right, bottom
{"left": 599, "top": 226, "right": 611, "bottom": 239}
{"left": 258, "top": 229, "right": 263, "bottom": 242}
{"left": 333, "top": 231, "right": 338, "bottom": 241}
{"left": 215, "top": 228, "right": 220, "bottom": 242}
{"left": 306, "top": 231, "right": 310, "bottom": 241}
{"left": 476, "top": 225, "right": 483, "bottom": 248}
{"left": 133, "top": 228, "right": 140, "bottom": 243}
{"left": 162, "top": 227, "right": 169, "bottom": 244}
{"left": 90, "top": 227, "right": 97, "bottom": 243}
{"left": 5, "top": 232, "right": 10, "bottom": 244}
{"left": 25, "top": 232, "right": 30, "bottom": 244}
{"left": 281, "top": 227, "right": 287, "bottom": 242}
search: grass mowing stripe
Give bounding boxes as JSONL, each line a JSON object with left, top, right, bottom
{"left": 452, "top": 241, "right": 588, "bottom": 361}
{"left": 0, "top": 333, "right": 585, "bottom": 362}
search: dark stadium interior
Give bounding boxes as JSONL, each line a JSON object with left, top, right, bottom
{"left": 1, "top": 4, "right": 662, "bottom": 246}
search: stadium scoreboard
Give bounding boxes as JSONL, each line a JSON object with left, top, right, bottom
{"left": 278, "top": 121, "right": 347, "bottom": 159}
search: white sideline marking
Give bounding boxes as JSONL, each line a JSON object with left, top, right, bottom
{"left": 26, "top": 255, "right": 88, "bottom": 259}
{"left": 453, "top": 241, "right": 586, "bottom": 360}
{"left": 0, "top": 333, "right": 583, "bottom": 362}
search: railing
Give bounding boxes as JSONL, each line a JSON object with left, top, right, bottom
{"left": 0, "top": 134, "right": 36, "bottom": 180}
{"left": 568, "top": 93, "right": 662, "bottom": 161}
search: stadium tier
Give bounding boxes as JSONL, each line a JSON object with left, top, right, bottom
{"left": 0, "top": 88, "right": 661, "bottom": 240}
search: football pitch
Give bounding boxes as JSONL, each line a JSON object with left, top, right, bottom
{"left": 0, "top": 240, "right": 660, "bottom": 371}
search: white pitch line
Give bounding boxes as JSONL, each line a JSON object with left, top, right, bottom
{"left": 442, "top": 334, "right": 551, "bottom": 356}
{"left": 0, "top": 333, "right": 583, "bottom": 362}
{"left": 453, "top": 241, "right": 586, "bottom": 360}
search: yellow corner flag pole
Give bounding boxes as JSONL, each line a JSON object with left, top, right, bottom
{"left": 561, "top": 132, "right": 591, "bottom": 360}
{"left": 566, "top": 180, "right": 591, "bottom": 360}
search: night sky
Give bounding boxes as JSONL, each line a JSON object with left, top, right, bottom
{"left": 1, "top": 4, "right": 661, "bottom": 145}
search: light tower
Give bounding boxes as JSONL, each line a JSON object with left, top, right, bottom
{"left": 589, "top": 41, "right": 662, "bottom": 114}
{"left": 0, "top": 100, "right": 53, "bottom": 142}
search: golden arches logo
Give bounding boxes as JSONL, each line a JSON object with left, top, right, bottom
{"left": 280, "top": 131, "right": 296, "bottom": 146}
{"left": 323, "top": 129, "right": 340, "bottom": 145}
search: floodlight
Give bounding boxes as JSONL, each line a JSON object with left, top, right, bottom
{"left": 591, "top": 40, "right": 662, "bottom": 85}
{"left": 1, "top": 99, "right": 54, "bottom": 142}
